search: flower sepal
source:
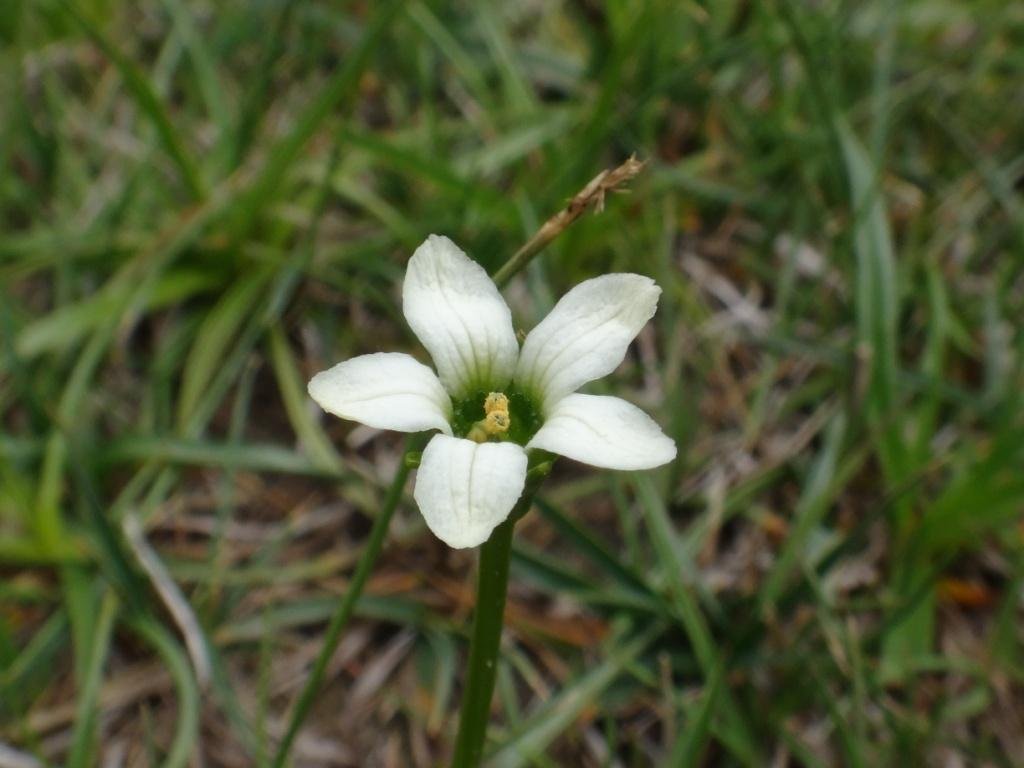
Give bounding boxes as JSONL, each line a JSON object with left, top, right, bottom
{"left": 526, "top": 452, "right": 556, "bottom": 482}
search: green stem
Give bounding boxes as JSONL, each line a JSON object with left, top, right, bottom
{"left": 450, "top": 520, "right": 514, "bottom": 768}
{"left": 271, "top": 434, "right": 426, "bottom": 768}
{"left": 450, "top": 488, "right": 538, "bottom": 767}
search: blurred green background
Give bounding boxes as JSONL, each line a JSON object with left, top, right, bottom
{"left": 2, "top": 0, "right": 1023, "bottom": 765}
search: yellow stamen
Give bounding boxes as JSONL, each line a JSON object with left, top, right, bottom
{"left": 484, "top": 392, "right": 509, "bottom": 416}
{"left": 467, "top": 424, "right": 489, "bottom": 443}
{"left": 469, "top": 392, "right": 511, "bottom": 442}
{"left": 485, "top": 410, "right": 509, "bottom": 433}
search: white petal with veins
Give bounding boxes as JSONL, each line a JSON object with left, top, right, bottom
{"left": 526, "top": 393, "right": 676, "bottom": 470}
{"left": 413, "top": 434, "right": 528, "bottom": 548}
{"left": 515, "top": 274, "right": 660, "bottom": 407}
{"left": 403, "top": 235, "right": 519, "bottom": 397}
{"left": 308, "top": 352, "right": 452, "bottom": 435}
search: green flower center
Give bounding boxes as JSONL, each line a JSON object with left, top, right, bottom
{"left": 450, "top": 386, "right": 544, "bottom": 445}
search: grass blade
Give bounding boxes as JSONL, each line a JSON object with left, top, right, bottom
{"left": 59, "top": 0, "right": 206, "bottom": 200}
{"left": 836, "top": 119, "right": 903, "bottom": 475}
{"left": 487, "top": 623, "right": 663, "bottom": 768}
{"left": 67, "top": 591, "right": 118, "bottom": 768}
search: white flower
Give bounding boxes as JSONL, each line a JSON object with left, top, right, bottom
{"left": 308, "top": 235, "right": 676, "bottom": 548}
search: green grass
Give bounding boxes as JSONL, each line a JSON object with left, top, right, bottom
{"left": 2, "top": 0, "right": 1023, "bottom": 765}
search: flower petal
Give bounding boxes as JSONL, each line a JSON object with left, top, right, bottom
{"left": 403, "top": 235, "right": 519, "bottom": 397}
{"left": 308, "top": 352, "right": 452, "bottom": 434}
{"left": 515, "top": 274, "right": 661, "bottom": 407}
{"left": 413, "top": 434, "right": 527, "bottom": 548}
{"left": 526, "top": 393, "right": 676, "bottom": 470}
